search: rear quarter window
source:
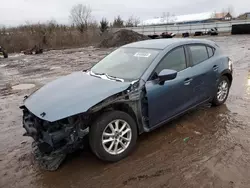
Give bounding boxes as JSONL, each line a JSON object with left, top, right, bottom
{"left": 207, "top": 46, "right": 215, "bottom": 57}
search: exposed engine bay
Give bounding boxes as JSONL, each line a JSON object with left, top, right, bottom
{"left": 21, "top": 106, "right": 89, "bottom": 171}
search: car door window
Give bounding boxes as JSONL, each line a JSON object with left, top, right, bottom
{"left": 155, "top": 46, "right": 187, "bottom": 74}
{"left": 189, "top": 45, "right": 209, "bottom": 65}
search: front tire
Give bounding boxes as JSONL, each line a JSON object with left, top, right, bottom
{"left": 2, "top": 50, "right": 8, "bottom": 58}
{"left": 212, "top": 76, "right": 230, "bottom": 106}
{"left": 3, "top": 52, "right": 8, "bottom": 58}
{"left": 89, "top": 111, "right": 138, "bottom": 162}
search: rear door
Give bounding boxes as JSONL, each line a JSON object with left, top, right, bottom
{"left": 187, "top": 44, "right": 218, "bottom": 104}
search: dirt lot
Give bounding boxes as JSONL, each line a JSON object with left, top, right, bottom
{"left": 1, "top": 35, "right": 250, "bottom": 188}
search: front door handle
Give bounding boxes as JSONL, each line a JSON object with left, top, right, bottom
{"left": 213, "top": 65, "right": 219, "bottom": 71}
{"left": 184, "top": 78, "right": 193, "bottom": 85}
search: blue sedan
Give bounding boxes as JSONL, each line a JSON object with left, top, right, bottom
{"left": 21, "top": 39, "right": 233, "bottom": 170}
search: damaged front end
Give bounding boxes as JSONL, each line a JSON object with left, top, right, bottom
{"left": 21, "top": 106, "right": 89, "bottom": 171}
{"left": 20, "top": 71, "right": 145, "bottom": 171}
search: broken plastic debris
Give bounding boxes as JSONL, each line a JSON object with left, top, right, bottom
{"left": 183, "top": 137, "right": 190, "bottom": 142}
{"left": 194, "top": 131, "right": 201, "bottom": 135}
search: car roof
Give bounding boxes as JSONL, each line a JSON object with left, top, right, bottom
{"left": 122, "top": 38, "right": 217, "bottom": 50}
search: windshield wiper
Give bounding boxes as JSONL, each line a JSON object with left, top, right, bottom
{"left": 90, "top": 71, "right": 124, "bottom": 82}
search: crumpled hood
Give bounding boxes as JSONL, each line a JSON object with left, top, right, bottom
{"left": 24, "top": 71, "right": 131, "bottom": 122}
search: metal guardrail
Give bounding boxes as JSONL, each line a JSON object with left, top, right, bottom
{"left": 112, "top": 20, "right": 250, "bottom": 35}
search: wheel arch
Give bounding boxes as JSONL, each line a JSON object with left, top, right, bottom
{"left": 91, "top": 102, "right": 143, "bottom": 135}
{"left": 221, "top": 69, "right": 233, "bottom": 86}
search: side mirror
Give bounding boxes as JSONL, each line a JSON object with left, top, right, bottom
{"left": 158, "top": 69, "right": 177, "bottom": 83}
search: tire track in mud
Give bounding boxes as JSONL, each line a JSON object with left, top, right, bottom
{"left": 123, "top": 168, "right": 170, "bottom": 185}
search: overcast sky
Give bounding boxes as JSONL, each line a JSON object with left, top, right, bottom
{"left": 0, "top": 0, "right": 249, "bottom": 26}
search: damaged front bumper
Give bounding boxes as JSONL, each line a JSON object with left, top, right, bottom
{"left": 21, "top": 106, "right": 89, "bottom": 171}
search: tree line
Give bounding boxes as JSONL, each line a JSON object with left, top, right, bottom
{"left": 70, "top": 4, "right": 140, "bottom": 34}
{"left": 0, "top": 3, "right": 141, "bottom": 52}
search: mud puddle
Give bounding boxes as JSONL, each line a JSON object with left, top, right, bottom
{"left": 1, "top": 35, "right": 250, "bottom": 188}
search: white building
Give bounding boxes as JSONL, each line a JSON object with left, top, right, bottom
{"left": 140, "top": 12, "right": 214, "bottom": 26}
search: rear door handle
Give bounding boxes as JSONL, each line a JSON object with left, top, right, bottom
{"left": 213, "top": 65, "right": 219, "bottom": 71}
{"left": 184, "top": 78, "right": 193, "bottom": 85}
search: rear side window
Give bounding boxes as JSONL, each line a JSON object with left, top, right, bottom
{"left": 189, "top": 45, "right": 209, "bottom": 65}
{"left": 207, "top": 46, "right": 214, "bottom": 57}
{"left": 155, "top": 46, "right": 187, "bottom": 74}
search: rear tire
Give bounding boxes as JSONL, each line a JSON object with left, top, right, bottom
{"left": 89, "top": 110, "right": 137, "bottom": 162}
{"left": 3, "top": 51, "right": 8, "bottom": 58}
{"left": 212, "top": 76, "right": 230, "bottom": 106}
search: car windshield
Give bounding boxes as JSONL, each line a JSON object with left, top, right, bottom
{"left": 91, "top": 47, "right": 160, "bottom": 81}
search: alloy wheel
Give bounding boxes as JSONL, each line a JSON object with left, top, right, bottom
{"left": 102, "top": 119, "right": 132, "bottom": 155}
{"left": 217, "top": 80, "right": 229, "bottom": 102}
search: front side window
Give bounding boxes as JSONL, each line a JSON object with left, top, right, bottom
{"left": 91, "top": 47, "right": 160, "bottom": 81}
{"left": 155, "top": 46, "right": 187, "bottom": 74}
{"left": 189, "top": 45, "right": 209, "bottom": 65}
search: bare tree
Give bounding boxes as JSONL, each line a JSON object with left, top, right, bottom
{"left": 170, "top": 14, "right": 177, "bottom": 23}
{"left": 161, "top": 12, "right": 171, "bottom": 24}
{"left": 161, "top": 12, "right": 166, "bottom": 23}
{"left": 126, "top": 16, "right": 134, "bottom": 27}
{"left": 0, "top": 26, "right": 7, "bottom": 35}
{"left": 133, "top": 16, "right": 140, "bottom": 27}
{"left": 69, "top": 4, "right": 92, "bottom": 33}
{"left": 47, "top": 19, "right": 57, "bottom": 34}
{"left": 125, "top": 15, "right": 140, "bottom": 27}
{"left": 221, "top": 8, "right": 227, "bottom": 17}
{"left": 220, "top": 5, "right": 234, "bottom": 19}
{"left": 227, "top": 5, "right": 234, "bottom": 16}
{"left": 89, "top": 20, "right": 98, "bottom": 29}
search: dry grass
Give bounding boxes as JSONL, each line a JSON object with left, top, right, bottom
{"left": 0, "top": 23, "right": 105, "bottom": 53}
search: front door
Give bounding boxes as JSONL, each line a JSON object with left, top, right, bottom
{"left": 145, "top": 46, "right": 194, "bottom": 127}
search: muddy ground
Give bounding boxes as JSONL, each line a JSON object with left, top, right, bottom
{"left": 0, "top": 35, "right": 250, "bottom": 188}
